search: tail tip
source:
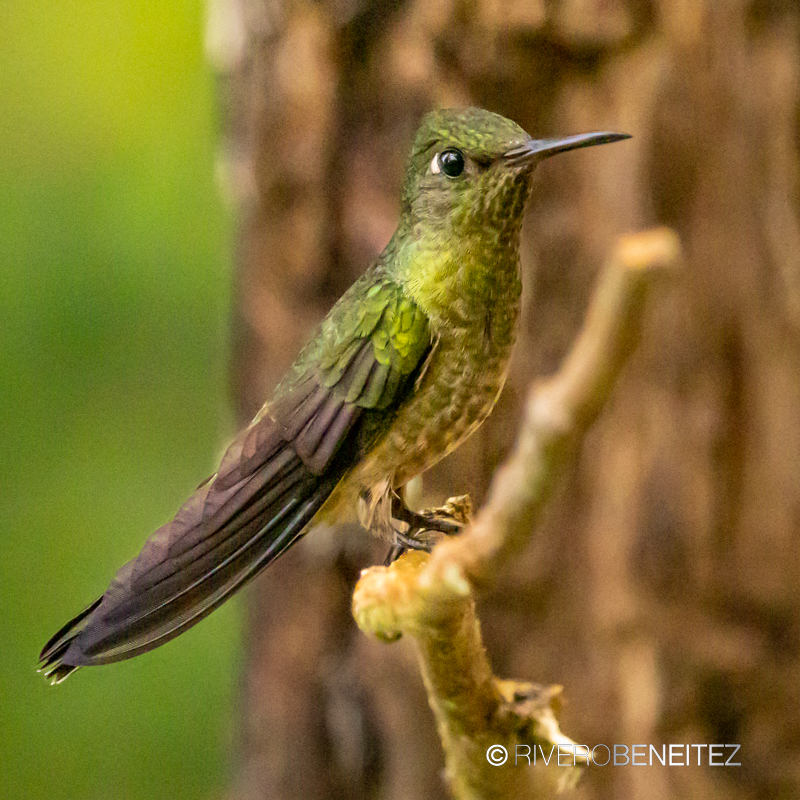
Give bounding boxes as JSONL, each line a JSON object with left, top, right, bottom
{"left": 38, "top": 596, "right": 101, "bottom": 685}
{"left": 38, "top": 660, "right": 80, "bottom": 685}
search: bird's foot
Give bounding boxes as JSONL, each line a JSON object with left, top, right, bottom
{"left": 385, "top": 493, "right": 473, "bottom": 564}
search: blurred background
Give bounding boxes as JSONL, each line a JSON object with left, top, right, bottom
{"left": 4, "top": 1, "right": 800, "bottom": 800}
{"left": 1, "top": 2, "right": 236, "bottom": 799}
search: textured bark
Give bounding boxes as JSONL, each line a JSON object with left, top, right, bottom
{"left": 210, "top": 1, "right": 800, "bottom": 798}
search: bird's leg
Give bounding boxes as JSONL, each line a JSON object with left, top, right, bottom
{"left": 392, "top": 498, "right": 461, "bottom": 536}
{"left": 385, "top": 491, "right": 473, "bottom": 563}
{"left": 383, "top": 543, "right": 405, "bottom": 565}
{"left": 383, "top": 518, "right": 439, "bottom": 565}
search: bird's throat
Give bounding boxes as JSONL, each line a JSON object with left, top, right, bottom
{"left": 396, "top": 225, "right": 523, "bottom": 338}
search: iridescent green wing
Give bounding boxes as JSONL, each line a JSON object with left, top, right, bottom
{"left": 272, "top": 274, "right": 432, "bottom": 472}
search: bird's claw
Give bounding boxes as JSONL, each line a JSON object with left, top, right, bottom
{"left": 385, "top": 492, "right": 473, "bottom": 563}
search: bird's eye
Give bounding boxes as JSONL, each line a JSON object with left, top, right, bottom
{"left": 432, "top": 148, "right": 465, "bottom": 178}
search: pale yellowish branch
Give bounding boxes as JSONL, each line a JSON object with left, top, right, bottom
{"left": 353, "top": 228, "right": 682, "bottom": 799}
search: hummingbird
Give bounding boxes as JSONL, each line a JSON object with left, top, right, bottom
{"left": 40, "top": 108, "right": 629, "bottom": 682}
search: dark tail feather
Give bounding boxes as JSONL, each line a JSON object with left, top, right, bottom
{"left": 38, "top": 597, "right": 103, "bottom": 683}
{"left": 38, "top": 458, "right": 345, "bottom": 676}
{"left": 38, "top": 366, "right": 370, "bottom": 682}
{"left": 79, "top": 470, "right": 341, "bottom": 665}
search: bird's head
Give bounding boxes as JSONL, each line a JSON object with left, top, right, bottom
{"left": 400, "top": 107, "right": 629, "bottom": 242}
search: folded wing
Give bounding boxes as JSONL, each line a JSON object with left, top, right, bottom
{"left": 39, "top": 276, "right": 431, "bottom": 682}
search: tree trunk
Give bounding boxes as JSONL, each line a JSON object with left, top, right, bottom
{"left": 209, "top": 1, "right": 800, "bottom": 797}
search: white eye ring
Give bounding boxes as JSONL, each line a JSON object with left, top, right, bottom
{"left": 430, "top": 153, "right": 441, "bottom": 175}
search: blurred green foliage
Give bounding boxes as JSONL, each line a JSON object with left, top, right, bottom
{"left": 1, "top": 2, "right": 237, "bottom": 798}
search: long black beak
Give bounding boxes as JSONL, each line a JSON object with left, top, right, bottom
{"left": 503, "top": 132, "right": 631, "bottom": 164}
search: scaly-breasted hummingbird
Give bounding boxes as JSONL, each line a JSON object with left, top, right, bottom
{"left": 40, "top": 108, "right": 629, "bottom": 682}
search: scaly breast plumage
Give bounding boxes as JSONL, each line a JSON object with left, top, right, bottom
{"left": 352, "top": 329, "right": 513, "bottom": 490}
